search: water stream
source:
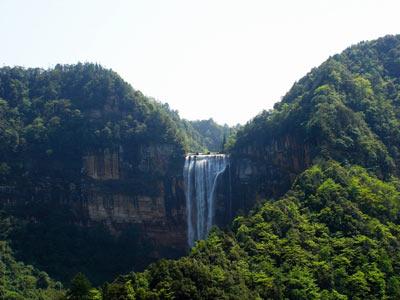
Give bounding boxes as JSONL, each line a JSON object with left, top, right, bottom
{"left": 183, "top": 154, "right": 229, "bottom": 247}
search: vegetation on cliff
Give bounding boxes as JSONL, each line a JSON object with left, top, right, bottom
{"left": 0, "top": 63, "right": 219, "bottom": 287}
{"left": 0, "top": 63, "right": 235, "bottom": 286}
{"left": 0, "top": 240, "right": 64, "bottom": 299}
{"left": 233, "top": 35, "right": 400, "bottom": 178}
{"left": 158, "top": 105, "right": 238, "bottom": 153}
{"left": 189, "top": 119, "right": 238, "bottom": 152}
{"left": 87, "top": 162, "right": 400, "bottom": 299}
{"left": 77, "top": 35, "right": 400, "bottom": 299}
{"left": 0, "top": 63, "right": 189, "bottom": 284}
{"left": 2, "top": 34, "right": 400, "bottom": 299}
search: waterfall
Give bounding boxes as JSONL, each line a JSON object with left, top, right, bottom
{"left": 184, "top": 154, "right": 228, "bottom": 247}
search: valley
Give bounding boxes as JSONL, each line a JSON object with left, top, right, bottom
{"left": 1, "top": 34, "right": 400, "bottom": 299}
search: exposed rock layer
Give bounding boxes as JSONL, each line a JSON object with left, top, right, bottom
{"left": 230, "top": 134, "right": 312, "bottom": 213}
{"left": 82, "top": 145, "right": 187, "bottom": 252}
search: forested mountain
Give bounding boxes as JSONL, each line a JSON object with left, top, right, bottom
{"left": 0, "top": 63, "right": 219, "bottom": 158}
{"left": 90, "top": 35, "right": 400, "bottom": 299}
{"left": 189, "top": 119, "right": 238, "bottom": 152}
{"left": 0, "top": 63, "right": 230, "bottom": 287}
{"left": 0, "top": 63, "right": 184, "bottom": 183}
{"left": 0, "top": 63, "right": 189, "bottom": 286}
{"left": 2, "top": 34, "right": 400, "bottom": 299}
{"left": 102, "top": 162, "right": 400, "bottom": 299}
{"left": 0, "top": 240, "right": 64, "bottom": 299}
{"left": 234, "top": 34, "right": 400, "bottom": 178}
{"left": 1, "top": 208, "right": 64, "bottom": 299}
{"left": 157, "top": 105, "right": 238, "bottom": 153}
{"left": 228, "top": 34, "right": 400, "bottom": 208}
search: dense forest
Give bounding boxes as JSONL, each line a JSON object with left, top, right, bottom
{"left": 157, "top": 106, "right": 238, "bottom": 153}
{"left": 99, "top": 162, "right": 400, "bottom": 299}
{"left": 189, "top": 119, "right": 238, "bottom": 152}
{"left": 68, "top": 35, "right": 400, "bottom": 299}
{"left": 0, "top": 63, "right": 233, "bottom": 298}
{"left": 233, "top": 35, "right": 400, "bottom": 176}
{"left": 1, "top": 34, "right": 400, "bottom": 299}
{"left": 0, "top": 240, "right": 64, "bottom": 299}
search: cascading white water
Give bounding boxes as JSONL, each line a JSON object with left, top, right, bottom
{"left": 183, "top": 154, "right": 228, "bottom": 247}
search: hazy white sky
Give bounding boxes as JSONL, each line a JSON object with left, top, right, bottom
{"left": 1, "top": 0, "right": 399, "bottom": 125}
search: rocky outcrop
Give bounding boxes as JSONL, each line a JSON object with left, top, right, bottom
{"left": 83, "top": 149, "right": 120, "bottom": 180}
{"left": 230, "top": 134, "right": 313, "bottom": 213}
{"left": 81, "top": 144, "right": 187, "bottom": 254}
{"left": 86, "top": 192, "right": 166, "bottom": 223}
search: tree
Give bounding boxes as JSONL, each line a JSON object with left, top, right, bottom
{"left": 66, "top": 273, "right": 98, "bottom": 300}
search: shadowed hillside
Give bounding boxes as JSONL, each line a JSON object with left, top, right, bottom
{"left": 99, "top": 35, "right": 400, "bottom": 299}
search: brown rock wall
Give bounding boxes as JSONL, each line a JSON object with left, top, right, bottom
{"left": 81, "top": 144, "right": 187, "bottom": 252}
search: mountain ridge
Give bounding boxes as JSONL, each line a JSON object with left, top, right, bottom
{"left": 0, "top": 63, "right": 232, "bottom": 288}
{"left": 97, "top": 34, "right": 400, "bottom": 299}
{"left": 2, "top": 34, "right": 400, "bottom": 299}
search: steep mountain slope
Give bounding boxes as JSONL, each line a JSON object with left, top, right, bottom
{"left": 0, "top": 63, "right": 237, "bottom": 285}
{"left": 159, "top": 106, "right": 238, "bottom": 153}
{"left": 0, "top": 239, "right": 64, "bottom": 299}
{"left": 104, "top": 162, "right": 400, "bottom": 299}
{"left": 189, "top": 119, "right": 237, "bottom": 152}
{"left": 98, "top": 35, "right": 400, "bottom": 299}
{"left": 0, "top": 212, "right": 65, "bottom": 300}
{"left": 0, "top": 63, "right": 193, "bottom": 284}
{"left": 230, "top": 34, "right": 400, "bottom": 211}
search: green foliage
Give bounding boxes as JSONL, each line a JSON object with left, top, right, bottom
{"left": 66, "top": 273, "right": 101, "bottom": 300}
{"left": 106, "top": 162, "right": 400, "bottom": 299}
{"left": 189, "top": 118, "right": 239, "bottom": 152}
{"left": 157, "top": 104, "right": 239, "bottom": 153}
{"left": 233, "top": 35, "right": 400, "bottom": 178}
{"left": 0, "top": 63, "right": 208, "bottom": 286}
{"left": 0, "top": 205, "right": 152, "bottom": 285}
{"left": 66, "top": 273, "right": 92, "bottom": 299}
{"left": 0, "top": 63, "right": 189, "bottom": 191}
{"left": 102, "top": 279, "right": 136, "bottom": 300}
{"left": 0, "top": 241, "right": 64, "bottom": 299}
{"left": 2, "top": 35, "right": 400, "bottom": 299}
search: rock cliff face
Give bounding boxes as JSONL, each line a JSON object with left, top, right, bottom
{"left": 81, "top": 145, "right": 187, "bottom": 254}
{"left": 230, "top": 134, "right": 313, "bottom": 213}
{"left": 178, "top": 134, "right": 314, "bottom": 232}
{"left": 83, "top": 149, "right": 120, "bottom": 180}
{"left": 0, "top": 63, "right": 226, "bottom": 283}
